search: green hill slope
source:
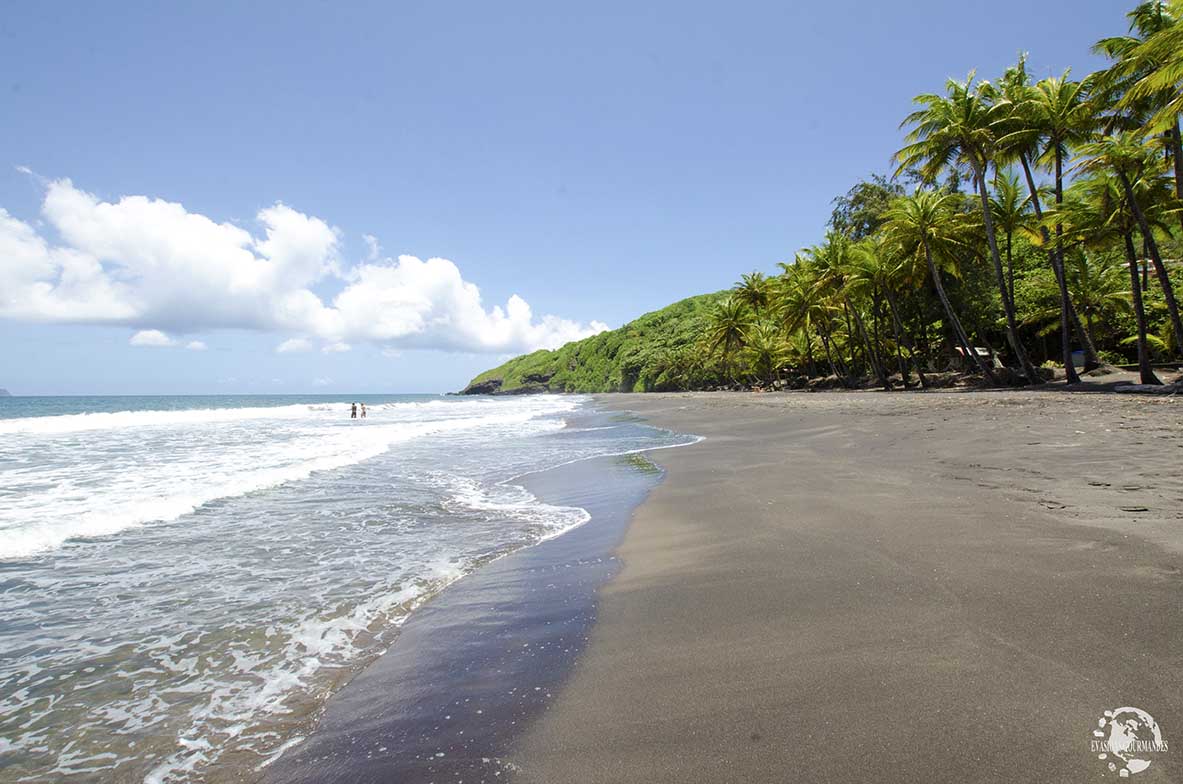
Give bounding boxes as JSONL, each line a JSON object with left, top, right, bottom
{"left": 460, "top": 291, "right": 727, "bottom": 394}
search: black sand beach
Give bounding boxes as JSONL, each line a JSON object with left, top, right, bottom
{"left": 265, "top": 389, "right": 1183, "bottom": 784}
{"left": 510, "top": 391, "right": 1183, "bottom": 783}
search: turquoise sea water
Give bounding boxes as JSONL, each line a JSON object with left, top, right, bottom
{"left": 0, "top": 394, "right": 694, "bottom": 782}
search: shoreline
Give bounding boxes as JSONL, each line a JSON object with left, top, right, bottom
{"left": 262, "top": 415, "right": 683, "bottom": 783}
{"left": 510, "top": 390, "right": 1183, "bottom": 782}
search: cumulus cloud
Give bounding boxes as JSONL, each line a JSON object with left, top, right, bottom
{"left": 186, "top": 340, "right": 207, "bottom": 351}
{"left": 322, "top": 342, "right": 351, "bottom": 353}
{"left": 1, "top": 178, "right": 607, "bottom": 354}
{"left": 129, "top": 329, "right": 174, "bottom": 347}
{"left": 276, "top": 337, "right": 312, "bottom": 353}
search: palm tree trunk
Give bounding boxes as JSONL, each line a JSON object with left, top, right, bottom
{"left": 1120, "top": 172, "right": 1183, "bottom": 357}
{"left": 972, "top": 159, "right": 1038, "bottom": 384}
{"left": 841, "top": 302, "right": 859, "bottom": 380}
{"left": 885, "top": 288, "right": 927, "bottom": 388}
{"left": 923, "top": 239, "right": 996, "bottom": 383}
{"left": 1171, "top": 120, "right": 1183, "bottom": 238}
{"left": 819, "top": 327, "right": 841, "bottom": 379}
{"left": 1142, "top": 235, "right": 1150, "bottom": 291}
{"left": 805, "top": 323, "right": 817, "bottom": 377}
{"left": 848, "top": 298, "right": 890, "bottom": 390}
{"left": 1006, "top": 231, "right": 1015, "bottom": 307}
{"left": 1052, "top": 150, "right": 1085, "bottom": 383}
{"left": 1122, "top": 231, "right": 1162, "bottom": 385}
{"left": 1019, "top": 154, "right": 1097, "bottom": 375}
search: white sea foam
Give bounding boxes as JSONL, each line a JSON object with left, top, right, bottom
{"left": 445, "top": 477, "right": 591, "bottom": 540}
{"left": 0, "top": 397, "right": 579, "bottom": 559}
{"left": 0, "top": 393, "right": 698, "bottom": 784}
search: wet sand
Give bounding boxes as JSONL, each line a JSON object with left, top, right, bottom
{"left": 512, "top": 390, "right": 1183, "bottom": 783}
{"left": 263, "top": 447, "right": 666, "bottom": 784}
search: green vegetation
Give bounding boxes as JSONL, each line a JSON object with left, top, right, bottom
{"left": 466, "top": 2, "right": 1183, "bottom": 394}
{"left": 462, "top": 292, "right": 732, "bottom": 393}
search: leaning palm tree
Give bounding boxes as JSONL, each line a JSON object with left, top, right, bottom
{"left": 1094, "top": 1, "right": 1183, "bottom": 236}
{"left": 881, "top": 190, "right": 998, "bottom": 382}
{"left": 734, "top": 271, "right": 771, "bottom": 319}
{"left": 849, "top": 235, "right": 929, "bottom": 388}
{"left": 1075, "top": 132, "right": 1183, "bottom": 357}
{"left": 741, "top": 323, "right": 791, "bottom": 387}
{"left": 993, "top": 58, "right": 1102, "bottom": 377}
{"left": 1010, "top": 72, "right": 1103, "bottom": 379}
{"left": 1052, "top": 168, "right": 1166, "bottom": 383}
{"left": 805, "top": 233, "right": 891, "bottom": 389}
{"left": 896, "top": 74, "right": 1039, "bottom": 385}
{"left": 774, "top": 260, "right": 843, "bottom": 379}
{"left": 705, "top": 297, "right": 752, "bottom": 385}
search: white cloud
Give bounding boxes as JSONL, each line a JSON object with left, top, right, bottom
{"left": 186, "top": 340, "right": 207, "bottom": 351}
{"left": 322, "top": 342, "right": 351, "bottom": 353}
{"left": 312, "top": 377, "right": 333, "bottom": 387}
{"left": 129, "top": 329, "right": 174, "bottom": 347}
{"left": 276, "top": 337, "right": 312, "bottom": 353}
{"left": 0, "top": 178, "right": 607, "bottom": 354}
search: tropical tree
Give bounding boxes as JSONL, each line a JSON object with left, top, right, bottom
{"left": 741, "top": 323, "right": 791, "bottom": 387}
{"left": 989, "top": 169, "right": 1032, "bottom": 304}
{"left": 1097, "top": 0, "right": 1183, "bottom": 234}
{"left": 881, "top": 190, "right": 998, "bottom": 382}
{"left": 1076, "top": 132, "right": 1183, "bottom": 356}
{"left": 994, "top": 57, "right": 1102, "bottom": 378}
{"left": 897, "top": 74, "right": 1040, "bottom": 384}
{"left": 705, "top": 297, "right": 752, "bottom": 384}
{"left": 774, "top": 261, "right": 844, "bottom": 379}
{"left": 734, "top": 271, "right": 771, "bottom": 319}
{"left": 805, "top": 233, "right": 891, "bottom": 389}
{"left": 850, "top": 235, "right": 929, "bottom": 387}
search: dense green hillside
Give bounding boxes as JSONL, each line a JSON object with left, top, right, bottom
{"left": 461, "top": 291, "right": 728, "bottom": 394}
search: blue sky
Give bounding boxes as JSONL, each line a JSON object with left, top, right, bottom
{"left": 0, "top": 0, "right": 1125, "bottom": 395}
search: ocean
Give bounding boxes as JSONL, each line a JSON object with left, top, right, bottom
{"left": 0, "top": 394, "right": 694, "bottom": 782}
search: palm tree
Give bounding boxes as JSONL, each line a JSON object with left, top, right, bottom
{"left": 989, "top": 169, "right": 1032, "bottom": 305}
{"left": 705, "top": 297, "right": 752, "bottom": 385}
{"left": 1054, "top": 251, "right": 1133, "bottom": 350}
{"left": 881, "top": 191, "right": 998, "bottom": 382}
{"left": 1076, "top": 132, "right": 1183, "bottom": 357}
{"left": 1055, "top": 169, "right": 1166, "bottom": 383}
{"left": 806, "top": 233, "right": 891, "bottom": 389}
{"left": 897, "top": 74, "right": 1040, "bottom": 385}
{"left": 994, "top": 58, "right": 1102, "bottom": 378}
{"left": 741, "top": 323, "right": 791, "bottom": 387}
{"left": 1094, "top": 1, "right": 1183, "bottom": 236}
{"left": 850, "top": 235, "right": 929, "bottom": 388}
{"left": 774, "top": 261, "right": 842, "bottom": 379}
{"left": 734, "top": 271, "right": 771, "bottom": 319}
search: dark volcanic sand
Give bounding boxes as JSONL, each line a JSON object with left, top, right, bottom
{"left": 511, "top": 391, "right": 1183, "bottom": 784}
{"left": 263, "top": 449, "right": 664, "bottom": 784}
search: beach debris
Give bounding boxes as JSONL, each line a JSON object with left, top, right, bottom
{"left": 1115, "top": 382, "right": 1181, "bottom": 395}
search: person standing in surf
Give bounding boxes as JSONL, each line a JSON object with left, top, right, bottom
{"left": 350, "top": 402, "right": 357, "bottom": 419}
{"left": 360, "top": 403, "right": 367, "bottom": 419}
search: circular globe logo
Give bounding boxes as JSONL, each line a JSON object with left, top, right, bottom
{"left": 1091, "top": 707, "right": 1168, "bottom": 777}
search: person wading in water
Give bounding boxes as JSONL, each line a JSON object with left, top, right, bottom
{"left": 350, "top": 402, "right": 357, "bottom": 419}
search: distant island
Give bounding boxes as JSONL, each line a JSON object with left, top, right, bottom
{"left": 0, "top": 388, "right": 11, "bottom": 397}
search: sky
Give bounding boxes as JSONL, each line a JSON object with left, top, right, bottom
{"left": 0, "top": 0, "right": 1127, "bottom": 395}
